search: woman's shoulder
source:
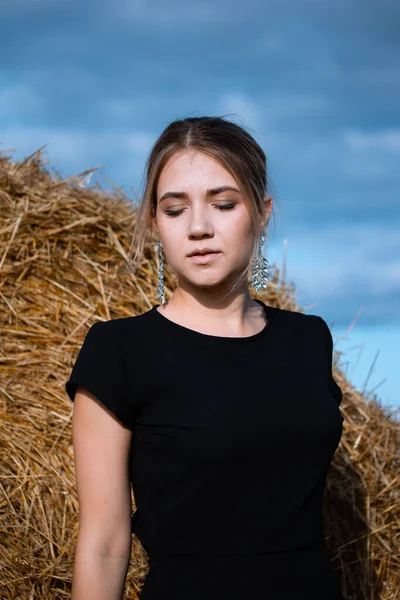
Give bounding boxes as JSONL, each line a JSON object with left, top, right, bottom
{"left": 96, "top": 306, "right": 156, "bottom": 332}
{"left": 270, "top": 304, "right": 317, "bottom": 327}
{"left": 269, "top": 305, "right": 330, "bottom": 345}
{"left": 94, "top": 306, "right": 158, "bottom": 352}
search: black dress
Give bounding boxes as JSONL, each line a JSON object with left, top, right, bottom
{"left": 65, "top": 300, "right": 344, "bottom": 599}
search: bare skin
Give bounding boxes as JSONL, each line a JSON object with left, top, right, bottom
{"left": 152, "top": 149, "right": 273, "bottom": 337}
{"left": 71, "top": 388, "right": 132, "bottom": 600}
{"left": 70, "top": 148, "right": 273, "bottom": 599}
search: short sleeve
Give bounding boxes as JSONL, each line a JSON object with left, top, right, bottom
{"left": 65, "top": 321, "right": 133, "bottom": 429}
{"left": 314, "top": 316, "right": 343, "bottom": 407}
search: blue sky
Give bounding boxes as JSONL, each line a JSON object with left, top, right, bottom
{"left": 1, "top": 0, "right": 399, "bottom": 414}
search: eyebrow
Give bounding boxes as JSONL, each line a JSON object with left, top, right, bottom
{"left": 158, "top": 186, "right": 241, "bottom": 204}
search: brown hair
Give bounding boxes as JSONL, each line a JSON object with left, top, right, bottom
{"left": 121, "top": 115, "right": 277, "bottom": 301}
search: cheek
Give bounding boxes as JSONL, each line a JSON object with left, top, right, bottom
{"left": 230, "top": 207, "right": 253, "bottom": 231}
{"left": 157, "top": 218, "right": 183, "bottom": 246}
{"left": 158, "top": 226, "right": 187, "bottom": 266}
{"left": 220, "top": 214, "right": 254, "bottom": 247}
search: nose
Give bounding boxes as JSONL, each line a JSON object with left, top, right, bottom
{"left": 187, "top": 204, "right": 214, "bottom": 239}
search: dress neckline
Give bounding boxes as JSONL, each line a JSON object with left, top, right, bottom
{"left": 151, "top": 299, "right": 276, "bottom": 344}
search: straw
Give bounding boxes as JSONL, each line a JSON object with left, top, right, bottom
{"left": 0, "top": 149, "right": 398, "bottom": 599}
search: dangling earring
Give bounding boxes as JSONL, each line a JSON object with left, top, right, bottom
{"left": 251, "top": 230, "right": 269, "bottom": 295}
{"left": 155, "top": 240, "right": 165, "bottom": 304}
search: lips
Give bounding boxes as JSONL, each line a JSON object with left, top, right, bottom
{"left": 187, "top": 248, "right": 220, "bottom": 257}
{"left": 188, "top": 251, "right": 221, "bottom": 264}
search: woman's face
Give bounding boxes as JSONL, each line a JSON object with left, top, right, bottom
{"left": 154, "top": 149, "right": 261, "bottom": 295}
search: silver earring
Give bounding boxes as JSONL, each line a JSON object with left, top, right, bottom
{"left": 251, "top": 230, "right": 269, "bottom": 294}
{"left": 155, "top": 240, "right": 165, "bottom": 304}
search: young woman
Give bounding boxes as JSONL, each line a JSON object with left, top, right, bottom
{"left": 66, "top": 116, "right": 344, "bottom": 599}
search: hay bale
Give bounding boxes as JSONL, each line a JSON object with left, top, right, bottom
{"left": 0, "top": 149, "right": 398, "bottom": 599}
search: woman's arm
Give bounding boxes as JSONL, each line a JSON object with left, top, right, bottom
{"left": 71, "top": 385, "right": 133, "bottom": 600}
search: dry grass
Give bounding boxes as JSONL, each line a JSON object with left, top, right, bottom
{"left": 0, "top": 149, "right": 398, "bottom": 599}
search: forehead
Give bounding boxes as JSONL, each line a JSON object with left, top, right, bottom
{"left": 158, "top": 150, "right": 237, "bottom": 191}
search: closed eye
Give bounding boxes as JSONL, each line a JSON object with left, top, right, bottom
{"left": 165, "top": 204, "right": 236, "bottom": 217}
{"left": 217, "top": 203, "right": 236, "bottom": 211}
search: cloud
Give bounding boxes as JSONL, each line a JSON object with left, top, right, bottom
{"left": 341, "top": 130, "right": 400, "bottom": 182}
{"left": 275, "top": 222, "right": 400, "bottom": 322}
{"left": 255, "top": 126, "right": 400, "bottom": 188}
{"left": 0, "top": 0, "right": 68, "bottom": 16}
{"left": 113, "top": 0, "right": 265, "bottom": 25}
{"left": 0, "top": 83, "right": 44, "bottom": 119}
{"left": 216, "top": 93, "right": 261, "bottom": 132}
{"left": 345, "top": 130, "right": 400, "bottom": 152}
{"left": 0, "top": 126, "right": 155, "bottom": 187}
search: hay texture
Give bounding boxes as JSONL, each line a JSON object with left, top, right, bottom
{"left": 0, "top": 149, "right": 399, "bottom": 599}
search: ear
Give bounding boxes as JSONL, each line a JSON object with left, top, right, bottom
{"left": 261, "top": 194, "right": 273, "bottom": 229}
